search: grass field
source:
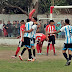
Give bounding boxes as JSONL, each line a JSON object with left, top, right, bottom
{"left": 0, "top": 45, "right": 72, "bottom": 72}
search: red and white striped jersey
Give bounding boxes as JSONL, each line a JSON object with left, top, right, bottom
{"left": 35, "top": 33, "right": 46, "bottom": 42}
{"left": 20, "top": 24, "right": 25, "bottom": 41}
{"left": 46, "top": 24, "right": 56, "bottom": 36}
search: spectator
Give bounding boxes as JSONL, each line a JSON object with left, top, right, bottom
{"left": 37, "top": 20, "right": 45, "bottom": 34}
{"left": 6, "top": 21, "right": 12, "bottom": 37}
{"left": 17, "top": 21, "right": 20, "bottom": 35}
{"left": 3, "top": 24, "right": 8, "bottom": 37}
{"left": 0, "top": 20, "right": 3, "bottom": 36}
{"left": 61, "top": 20, "right": 65, "bottom": 38}
{"left": 44, "top": 24, "right": 47, "bottom": 28}
{"left": 12, "top": 21, "right": 18, "bottom": 37}
{"left": 55, "top": 22, "right": 61, "bottom": 38}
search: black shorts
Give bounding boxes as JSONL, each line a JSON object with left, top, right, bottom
{"left": 24, "top": 37, "right": 30, "bottom": 46}
{"left": 18, "top": 41, "right": 25, "bottom": 47}
{"left": 64, "top": 43, "right": 72, "bottom": 48}
{"left": 48, "top": 35, "right": 55, "bottom": 44}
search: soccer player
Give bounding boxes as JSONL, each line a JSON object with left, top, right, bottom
{"left": 35, "top": 33, "right": 47, "bottom": 55}
{"left": 48, "top": 19, "right": 72, "bottom": 66}
{"left": 12, "top": 20, "right": 25, "bottom": 58}
{"left": 19, "top": 17, "right": 38, "bottom": 61}
{"left": 46, "top": 20, "right": 56, "bottom": 56}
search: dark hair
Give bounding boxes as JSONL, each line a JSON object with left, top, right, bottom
{"left": 49, "top": 20, "right": 54, "bottom": 24}
{"left": 33, "top": 17, "right": 37, "bottom": 21}
{"left": 39, "top": 20, "right": 41, "bottom": 21}
{"left": 20, "top": 20, "right": 24, "bottom": 23}
{"left": 65, "top": 19, "right": 70, "bottom": 24}
{"left": 3, "top": 24, "right": 5, "bottom": 26}
{"left": 27, "top": 19, "right": 31, "bottom": 22}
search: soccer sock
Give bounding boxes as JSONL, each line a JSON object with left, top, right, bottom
{"left": 40, "top": 49, "right": 42, "bottom": 53}
{"left": 47, "top": 46, "right": 49, "bottom": 54}
{"left": 69, "top": 54, "right": 71, "bottom": 62}
{"left": 21, "top": 48, "right": 27, "bottom": 56}
{"left": 33, "top": 49, "right": 35, "bottom": 57}
{"left": 52, "top": 44, "right": 55, "bottom": 54}
{"left": 15, "top": 47, "right": 20, "bottom": 56}
{"left": 28, "top": 49, "right": 31, "bottom": 59}
{"left": 63, "top": 53, "right": 68, "bottom": 61}
{"left": 36, "top": 44, "right": 39, "bottom": 53}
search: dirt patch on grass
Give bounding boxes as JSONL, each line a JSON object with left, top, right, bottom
{"left": 0, "top": 49, "right": 64, "bottom": 62}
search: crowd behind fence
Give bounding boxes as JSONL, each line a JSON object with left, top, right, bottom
{"left": 0, "top": 19, "right": 65, "bottom": 38}
{"left": 0, "top": 20, "right": 20, "bottom": 37}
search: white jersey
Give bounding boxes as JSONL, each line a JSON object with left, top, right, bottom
{"left": 24, "top": 21, "right": 33, "bottom": 38}
{"left": 60, "top": 25, "right": 72, "bottom": 44}
{"left": 31, "top": 24, "right": 37, "bottom": 39}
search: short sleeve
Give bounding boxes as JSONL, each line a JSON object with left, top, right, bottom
{"left": 60, "top": 26, "right": 65, "bottom": 32}
{"left": 32, "top": 25, "right": 37, "bottom": 30}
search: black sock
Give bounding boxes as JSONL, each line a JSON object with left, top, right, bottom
{"left": 21, "top": 48, "right": 27, "bottom": 56}
{"left": 33, "top": 49, "right": 35, "bottom": 57}
{"left": 69, "top": 54, "right": 71, "bottom": 61}
{"left": 63, "top": 53, "right": 68, "bottom": 61}
{"left": 28, "top": 49, "right": 31, "bottom": 59}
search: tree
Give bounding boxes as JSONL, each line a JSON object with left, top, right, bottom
{"left": 0, "top": 0, "right": 32, "bottom": 16}
{"left": 38, "top": 0, "right": 51, "bottom": 14}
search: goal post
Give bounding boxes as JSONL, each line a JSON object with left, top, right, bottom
{"left": 50, "top": 6, "right": 72, "bottom": 20}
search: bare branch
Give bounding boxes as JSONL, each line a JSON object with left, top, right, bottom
{"left": 5, "top": 2, "right": 28, "bottom": 16}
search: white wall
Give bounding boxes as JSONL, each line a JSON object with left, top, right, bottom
{"left": 0, "top": 14, "right": 28, "bottom": 24}
{"left": 0, "top": 38, "right": 65, "bottom": 48}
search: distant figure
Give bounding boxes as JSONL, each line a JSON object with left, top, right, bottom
{"left": 3, "top": 24, "right": 8, "bottom": 37}
{"left": 55, "top": 22, "right": 61, "bottom": 38}
{"left": 37, "top": 20, "right": 45, "bottom": 34}
{"left": 7, "top": 21, "right": 12, "bottom": 37}
{"left": 12, "top": 21, "right": 18, "bottom": 37}
{"left": 0, "top": 20, "right": 3, "bottom": 36}
{"left": 61, "top": 20, "right": 65, "bottom": 38}
{"left": 17, "top": 21, "right": 20, "bottom": 35}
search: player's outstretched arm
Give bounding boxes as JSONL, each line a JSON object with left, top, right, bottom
{"left": 52, "top": 30, "right": 61, "bottom": 34}
{"left": 48, "top": 30, "right": 61, "bottom": 35}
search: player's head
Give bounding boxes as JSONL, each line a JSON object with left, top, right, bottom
{"left": 27, "top": 19, "right": 31, "bottom": 22}
{"left": 65, "top": 19, "right": 70, "bottom": 25}
{"left": 32, "top": 17, "right": 37, "bottom": 22}
{"left": 20, "top": 20, "right": 25, "bottom": 25}
{"left": 39, "top": 20, "right": 41, "bottom": 24}
{"left": 49, "top": 20, "right": 54, "bottom": 25}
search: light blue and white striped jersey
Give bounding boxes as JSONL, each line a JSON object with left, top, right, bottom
{"left": 60, "top": 25, "right": 72, "bottom": 43}
{"left": 31, "top": 24, "right": 37, "bottom": 39}
{"left": 24, "top": 21, "right": 33, "bottom": 38}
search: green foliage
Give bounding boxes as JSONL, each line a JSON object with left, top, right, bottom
{"left": 38, "top": 0, "right": 51, "bottom": 14}
{"left": 38, "top": 0, "right": 72, "bottom": 14}
{"left": 7, "top": 0, "right": 32, "bottom": 14}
